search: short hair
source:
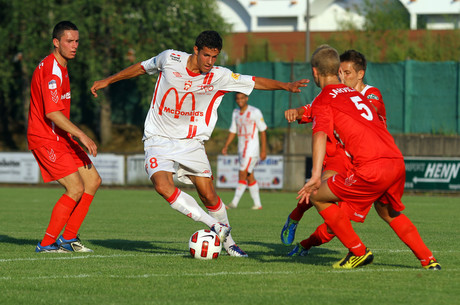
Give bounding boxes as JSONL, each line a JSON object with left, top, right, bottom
{"left": 311, "top": 45, "right": 340, "bottom": 76}
{"left": 340, "top": 49, "right": 367, "bottom": 72}
{"left": 52, "top": 21, "right": 78, "bottom": 41}
{"left": 195, "top": 31, "right": 222, "bottom": 51}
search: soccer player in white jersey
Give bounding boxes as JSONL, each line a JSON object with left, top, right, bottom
{"left": 91, "top": 31, "right": 308, "bottom": 257}
{"left": 222, "top": 92, "right": 267, "bottom": 210}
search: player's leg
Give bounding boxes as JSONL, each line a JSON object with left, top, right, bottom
{"left": 60, "top": 144, "right": 101, "bottom": 244}
{"left": 228, "top": 171, "right": 248, "bottom": 208}
{"left": 374, "top": 201, "right": 440, "bottom": 270}
{"left": 311, "top": 180, "right": 373, "bottom": 268}
{"left": 32, "top": 144, "right": 84, "bottom": 252}
{"left": 288, "top": 222, "right": 335, "bottom": 256}
{"left": 57, "top": 162, "right": 101, "bottom": 253}
{"left": 192, "top": 175, "right": 247, "bottom": 257}
{"left": 281, "top": 169, "right": 336, "bottom": 245}
{"left": 247, "top": 171, "right": 262, "bottom": 210}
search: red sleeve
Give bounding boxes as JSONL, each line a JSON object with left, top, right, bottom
{"left": 41, "top": 74, "right": 65, "bottom": 115}
{"left": 365, "top": 87, "right": 386, "bottom": 121}
{"left": 298, "top": 104, "right": 312, "bottom": 124}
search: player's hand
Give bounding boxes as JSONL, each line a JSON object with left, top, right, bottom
{"left": 90, "top": 79, "right": 108, "bottom": 98}
{"left": 79, "top": 134, "right": 98, "bottom": 157}
{"left": 296, "top": 176, "right": 321, "bottom": 204}
{"left": 284, "top": 109, "right": 299, "bottom": 123}
{"left": 338, "top": 67, "right": 345, "bottom": 84}
{"left": 221, "top": 147, "right": 228, "bottom": 155}
{"left": 260, "top": 150, "right": 267, "bottom": 161}
{"left": 287, "top": 79, "right": 309, "bottom": 93}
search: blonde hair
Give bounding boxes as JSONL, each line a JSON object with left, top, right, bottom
{"left": 311, "top": 45, "right": 340, "bottom": 76}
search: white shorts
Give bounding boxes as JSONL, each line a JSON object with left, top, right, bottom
{"left": 238, "top": 155, "right": 259, "bottom": 173}
{"left": 144, "top": 136, "right": 212, "bottom": 184}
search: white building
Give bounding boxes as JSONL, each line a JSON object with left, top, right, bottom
{"left": 398, "top": 0, "right": 460, "bottom": 30}
{"left": 217, "top": 0, "right": 365, "bottom": 32}
{"left": 217, "top": 0, "right": 460, "bottom": 32}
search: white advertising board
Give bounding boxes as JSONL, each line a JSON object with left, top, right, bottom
{"left": 126, "top": 154, "right": 151, "bottom": 185}
{"left": 0, "top": 152, "right": 40, "bottom": 183}
{"left": 89, "top": 154, "right": 125, "bottom": 185}
{"left": 216, "top": 155, "right": 284, "bottom": 189}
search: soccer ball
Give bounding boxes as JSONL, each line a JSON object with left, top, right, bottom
{"left": 189, "top": 229, "right": 222, "bottom": 260}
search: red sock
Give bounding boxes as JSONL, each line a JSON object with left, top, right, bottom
{"left": 41, "top": 194, "right": 77, "bottom": 246}
{"left": 62, "top": 193, "right": 95, "bottom": 240}
{"left": 290, "top": 199, "right": 313, "bottom": 221}
{"left": 389, "top": 214, "right": 435, "bottom": 266}
{"left": 300, "top": 222, "right": 335, "bottom": 250}
{"left": 319, "top": 204, "right": 366, "bottom": 256}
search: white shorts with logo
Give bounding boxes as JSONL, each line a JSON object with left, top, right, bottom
{"left": 238, "top": 155, "right": 259, "bottom": 173}
{"left": 144, "top": 136, "right": 212, "bottom": 184}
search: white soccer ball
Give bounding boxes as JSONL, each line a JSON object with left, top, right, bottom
{"left": 189, "top": 229, "right": 222, "bottom": 260}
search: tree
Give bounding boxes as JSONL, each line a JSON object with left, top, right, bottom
{"left": 0, "top": 0, "right": 230, "bottom": 149}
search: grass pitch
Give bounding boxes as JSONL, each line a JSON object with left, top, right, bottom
{"left": 0, "top": 186, "right": 458, "bottom": 304}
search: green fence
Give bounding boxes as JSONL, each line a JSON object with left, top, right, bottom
{"left": 216, "top": 61, "right": 460, "bottom": 135}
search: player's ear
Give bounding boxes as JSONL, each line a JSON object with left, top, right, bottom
{"left": 53, "top": 38, "right": 60, "bottom": 49}
{"left": 358, "top": 69, "right": 365, "bottom": 81}
{"left": 193, "top": 46, "right": 199, "bottom": 55}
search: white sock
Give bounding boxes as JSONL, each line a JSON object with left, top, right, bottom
{"left": 168, "top": 189, "right": 216, "bottom": 228}
{"left": 231, "top": 181, "right": 247, "bottom": 207}
{"left": 249, "top": 181, "right": 262, "bottom": 207}
{"left": 207, "top": 198, "right": 236, "bottom": 248}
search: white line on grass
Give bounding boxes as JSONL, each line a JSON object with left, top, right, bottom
{"left": 0, "top": 268, "right": 457, "bottom": 281}
{"left": 0, "top": 253, "right": 186, "bottom": 263}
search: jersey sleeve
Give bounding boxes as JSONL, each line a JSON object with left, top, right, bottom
{"left": 298, "top": 103, "right": 313, "bottom": 124}
{"left": 41, "top": 74, "right": 65, "bottom": 115}
{"left": 218, "top": 68, "right": 255, "bottom": 96}
{"left": 229, "top": 110, "right": 238, "bottom": 133}
{"left": 311, "top": 94, "right": 334, "bottom": 141}
{"left": 254, "top": 108, "right": 268, "bottom": 132}
{"left": 365, "top": 87, "right": 386, "bottom": 120}
{"left": 141, "top": 50, "right": 171, "bottom": 75}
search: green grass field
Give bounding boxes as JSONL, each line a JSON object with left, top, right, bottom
{"left": 0, "top": 186, "right": 458, "bottom": 304}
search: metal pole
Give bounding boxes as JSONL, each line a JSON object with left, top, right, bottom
{"left": 305, "top": 0, "right": 310, "bottom": 62}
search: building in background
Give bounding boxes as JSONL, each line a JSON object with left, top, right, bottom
{"left": 398, "top": 0, "right": 460, "bottom": 30}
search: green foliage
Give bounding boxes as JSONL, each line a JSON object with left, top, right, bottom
{"left": 0, "top": 0, "right": 230, "bottom": 146}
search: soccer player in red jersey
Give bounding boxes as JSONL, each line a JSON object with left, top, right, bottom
{"left": 28, "top": 21, "right": 101, "bottom": 253}
{"left": 282, "top": 49, "right": 386, "bottom": 245}
{"left": 289, "top": 45, "right": 440, "bottom": 269}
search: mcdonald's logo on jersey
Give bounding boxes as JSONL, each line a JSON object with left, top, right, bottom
{"left": 159, "top": 87, "right": 201, "bottom": 121}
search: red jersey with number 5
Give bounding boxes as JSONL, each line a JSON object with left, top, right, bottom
{"left": 311, "top": 84, "right": 402, "bottom": 166}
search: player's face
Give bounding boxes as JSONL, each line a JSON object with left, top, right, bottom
{"left": 235, "top": 93, "right": 248, "bottom": 109}
{"left": 54, "top": 30, "right": 79, "bottom": 61}
{"left": 340, "top": 61, "right": 361, "bottom": 89}
{"left": 195, "top": 46, "right": 220, "bottom": 74}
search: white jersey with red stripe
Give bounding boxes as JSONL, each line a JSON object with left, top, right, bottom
{"left": 141, "top": 49, "right": 255, "bottom": 142}
{"left": 229, "top": 105, "right": 267, "bottom": 158}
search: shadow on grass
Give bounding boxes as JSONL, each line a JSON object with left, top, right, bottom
{"left": 89, "top": 239, "right": 186, "bottom": 254}
{"left": 0, "top": 235, "right": 38, "bottom": 246}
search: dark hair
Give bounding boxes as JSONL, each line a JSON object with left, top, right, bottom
{"left": 52, "top": 21, "right": 78, "bottom": 41}
{"left": 195, "top": 31, "right": 222, "bottom": 51}
{"left": 340, "top": 49, "right": 367, "bottom": 72}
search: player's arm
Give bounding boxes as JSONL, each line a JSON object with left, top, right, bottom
{"left": 221, "top": 132, "right": 236, "bottom": 155}
{"left": 285, "top": 106, "right": 306, "bottom": 123}
{"left": 297, "top": 131, "right": 327, "bottom": 203}
{"left": 253, "top": 77, "right": 309, "bottom": 93}
{"left": 46, "top": 111, "right": 97, "bottom": 157}
{"left": 259, "top": 130, "right": 267, "bottom": 161}
{"left": 91, "top": 62, "right": 146, "bottom": 97}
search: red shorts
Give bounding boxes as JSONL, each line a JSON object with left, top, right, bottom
{"left": 327, "top": 158, "right": 406, "bottom": 214}
{"left": 31, "top": 138, "right": 92, "bottom": 183}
